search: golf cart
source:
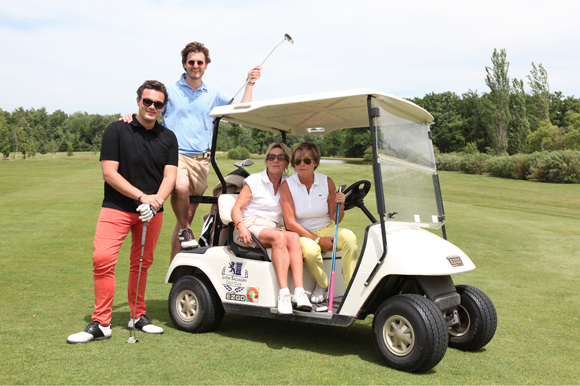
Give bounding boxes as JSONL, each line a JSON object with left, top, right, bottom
{"left": 165, "top": 89, "right": 497, "bottom": 373}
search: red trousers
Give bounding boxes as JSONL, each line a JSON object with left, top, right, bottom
{"left": 92, "top": 208, "right": 163, "bottom": 326}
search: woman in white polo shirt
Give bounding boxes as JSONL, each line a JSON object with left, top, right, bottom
{"left": 231, "top": 143, "right": 312, "bottom": 315}
{"left": 280, "top": 142, "right": 358, "bottom": 304}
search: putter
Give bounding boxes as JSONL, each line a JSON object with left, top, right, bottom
{"left": 328, "top": 184, "right": 346, "bottom": 313}
{"left": 228, "top": 33, "right": 294, "bottom": 104}
{"left": 126, "top": 220, "right": 148, "bottom": 343}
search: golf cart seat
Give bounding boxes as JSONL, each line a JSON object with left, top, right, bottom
{"left": 218, "top": 194, "right": 271, "bottom": 261}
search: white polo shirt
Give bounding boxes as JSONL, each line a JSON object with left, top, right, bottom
{"left": 242, "top": 169, "right": 288, "bottom": 223}
{"left": 286, "top": 171, "right": 333, "bottom": 231}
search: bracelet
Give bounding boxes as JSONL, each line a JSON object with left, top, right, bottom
{"left": 235, "top": 220, "right": 243, "bottom": 228}
{"left": 247, "top": 81, "right": 255, "bottom": 86}
{"left": 137, "top": 192, "right": 144, "bottom": 202}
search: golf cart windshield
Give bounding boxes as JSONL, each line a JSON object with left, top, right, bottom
{"left": 372, "top": 97, "right": 443, "bottom": 230}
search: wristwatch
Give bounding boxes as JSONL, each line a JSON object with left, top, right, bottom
{"left": 315, "top": 236, "right": 321, "bottom": 244}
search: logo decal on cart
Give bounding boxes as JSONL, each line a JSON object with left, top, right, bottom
{"left": 223, "top": 285, "right": 245, "bottom": 293}
{"left": 226, "top": 292, "right": 247, "bottom": 302}
{"left": 222, "top": 262, "right": 249, "bottom": 287}
{"left": 246, "top": 287, "right": 259, "bottom": 303}
{"left": 447, "top": 256, "right": 464, "bottom": 267}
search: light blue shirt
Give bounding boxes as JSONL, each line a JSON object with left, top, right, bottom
{"left": 163, "top": 74, "right": 230, "bottom": 156}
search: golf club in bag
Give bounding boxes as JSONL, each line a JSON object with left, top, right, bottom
{"left": 126, "top": 220, "right": 148, "bottom": 343}
{"left": 228, "top": 34, "right": 294, "bottom": 104}
{"left": 328, "top": 184, "right": 346, "bottom": 313}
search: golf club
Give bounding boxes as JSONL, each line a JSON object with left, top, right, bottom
{"left": 328, "top": 184, "right": 346, "bottom": 313}
{"left": 228, "top": 33, "right": 294, "bottom": 104}
{"left": 126, "top": 220, "right": 148, "bottom": 343}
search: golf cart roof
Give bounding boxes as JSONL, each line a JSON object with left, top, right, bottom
{"left": 210, "top": 89, "right": 434, "bottom": 136}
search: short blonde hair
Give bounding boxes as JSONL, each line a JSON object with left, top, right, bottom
{"left": 291, "top": 142, "right": 321, "bottom": 170}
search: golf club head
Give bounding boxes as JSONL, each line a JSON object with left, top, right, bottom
{"left": 125, "top": 337, "right": 139, "bottom": 343}
{"left": 284, "top": 34, "right": 294, "bottom": 44}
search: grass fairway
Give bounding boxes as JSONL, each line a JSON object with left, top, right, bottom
{"left": 1, "top": 153, "right": 579, "bottom": 385}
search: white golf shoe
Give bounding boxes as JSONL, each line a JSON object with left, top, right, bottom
{"left": 128, "top": 314, "right": 164, "bottom": 334}
{"left": 277, "top": 293, "right": 293, "bottom": 315}
{"left": 292, "top": 288, "right": 313, "bottom": 312}
{"left": 311, "top": 283, "right": 328, "bottom": 304}
{"left": 67, "top": 321, "right": 111, "bottom": 344}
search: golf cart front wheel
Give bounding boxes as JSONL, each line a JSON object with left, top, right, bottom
{"left": 372, "top": 294, "right": 448, "bottom": 373}
{"left": 448, "top": 285, "right": 497, "bottom": 351}
{"left": 168, "top": 275, "right": 224, "bottom": 333}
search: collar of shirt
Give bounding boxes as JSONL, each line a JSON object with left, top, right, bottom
{"left": 290, "top": 170, "right": 320, "bottom": 188}
{"left": 130, "top": 114, "right": 162, "bottom": 134}
{"left": 179, "top": 73, "right": 208, "bottom": 93}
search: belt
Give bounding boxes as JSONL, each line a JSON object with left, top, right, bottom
{"left": 193, "top": 152, "right": 210, "bottom": 159}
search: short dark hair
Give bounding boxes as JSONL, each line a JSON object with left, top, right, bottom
{"left": 181, "top": 42, "right": 211, "bottom": 66}
{"left": 136, "top": 80, "right": 168, "bottom": 105}
{"left": 292, "top": 142, "right": 321, "bottom": 170}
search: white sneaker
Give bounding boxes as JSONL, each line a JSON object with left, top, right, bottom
{"left": 292, "top": 289, "right": 313, "bottom": 312}
{"left": 311, "top": 283, "right": 328, "bottom": 304}
{"left": 67, "top": 321, "right": 111, "bottom": 344}
{"left": 128, "top": 314, "right": 164, "bottom": 334}
{"left": 277, "top": 293, "right": 293, "bottom": 315}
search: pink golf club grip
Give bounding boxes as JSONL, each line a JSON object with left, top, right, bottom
{"left": 328, "top": 271, "right": 336, "bottom": 312}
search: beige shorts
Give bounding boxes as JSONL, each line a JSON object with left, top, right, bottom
{"left": 177, "top": 154, "right": 210, "bottom": 197}
{"left": 233, "top": 216, "right": 281, "bottom": 248}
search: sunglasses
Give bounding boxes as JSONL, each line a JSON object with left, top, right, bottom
{"left": 188, "top": 60, "right": 205, "bottom": 66}
{"left": 142, "top": 98, "right": 165, "bottom": 110}
{"left": 266, "top": 154, "right": 287, "bottom": 161}
{"left": 294, "top": 158, "right": 313, "bottom": 165}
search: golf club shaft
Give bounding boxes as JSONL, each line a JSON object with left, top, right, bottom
{"left": 131, "top": 221, "right": 147, "bottom": 340}
{"left": 229, "top": 35, "right": 292, "bottom": 104}
{"left": 328, "top": 201, "right": 341, "bottom": 312}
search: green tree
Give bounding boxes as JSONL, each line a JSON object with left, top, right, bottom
{"left": 0, "top": 118, "right": 10, "bottom": 158}
{"left": 320, "top": 128, "right": 344, "bottom": 156}
{"left": 50, "top": 139, "right": 58, "bottom": 158}
{"left": 549, "top": 92, "right": 580, "bottom": 128}
{"left": 251, "top": 128, "right": 277, "bottom": 154}
{"left": 509, "top": 78, "right": 530, "bottom": 153}
{"left": 342, "top": 127, "right": 371, "bottom": 157}
{"left": 563, "top": 111, "right": 580, "bottom": 150}
{"left": 526, "top": 62, "right": 551, "bottom": 131}
{"left": 484, "top": 48, "right": 511, "bottom": 155}
{"left": 527, "top": 120, "right": 564, "bottom": 152}
{"left": 411, "top": 92, "right": 467, "bottom": 153}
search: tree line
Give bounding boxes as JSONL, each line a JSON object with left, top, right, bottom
{"left": 1, "top": 48, "right": 579, "bottom": 160}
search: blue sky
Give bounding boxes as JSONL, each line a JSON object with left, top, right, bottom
{"left": 1, "top": 0, "right": 579, "bottom": 115}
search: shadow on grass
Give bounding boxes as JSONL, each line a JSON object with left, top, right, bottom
{"left": 136, "top": 299, "right": 385, "bottom": 366}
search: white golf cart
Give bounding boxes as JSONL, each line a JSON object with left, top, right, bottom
{"left": 165, "top": 89, "right": 497, "bottom": 373}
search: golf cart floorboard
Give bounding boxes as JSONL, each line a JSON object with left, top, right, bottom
{"left": 223, "top": 301, "right": 356, "bottom": 327}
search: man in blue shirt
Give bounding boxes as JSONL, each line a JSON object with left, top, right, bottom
{"left": 123, "top": 42, "right": 261, "bottom": 259}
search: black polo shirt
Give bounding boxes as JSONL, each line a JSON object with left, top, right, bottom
{"left": 99, "top": 115, "right": 178, "bottom": 213}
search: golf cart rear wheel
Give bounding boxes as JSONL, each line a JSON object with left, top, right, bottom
{"left": 372, "top": 294, "right": 448, "bottom": 373}
{"left": 448, "top": 285, "right": 497, "bottom": 351}
{"left": 168, "top": 275, "right": 224, "bottom": 333}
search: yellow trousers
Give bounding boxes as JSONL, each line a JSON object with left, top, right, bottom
{"left": 300, "top": 223, "right": 358, "bottom": 291}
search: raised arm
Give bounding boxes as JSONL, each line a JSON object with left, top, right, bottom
{"left": 240, "top": 65, "right": 262, "bottom": 103}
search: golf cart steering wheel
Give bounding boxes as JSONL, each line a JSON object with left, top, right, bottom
{"left": 342, "top": 180, "right": 371, "bottom": 211}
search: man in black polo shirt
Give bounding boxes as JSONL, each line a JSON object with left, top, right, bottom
{"left": 67, "top": 80, "right": 178, "bottom": 344}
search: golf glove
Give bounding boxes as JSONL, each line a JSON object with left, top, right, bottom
{"left": 136, "top": 204, "right": 156, "bottom": 222}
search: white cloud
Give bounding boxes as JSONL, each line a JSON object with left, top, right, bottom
{"left": 1, "top": 0, "right": 579, "bottom": 114}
